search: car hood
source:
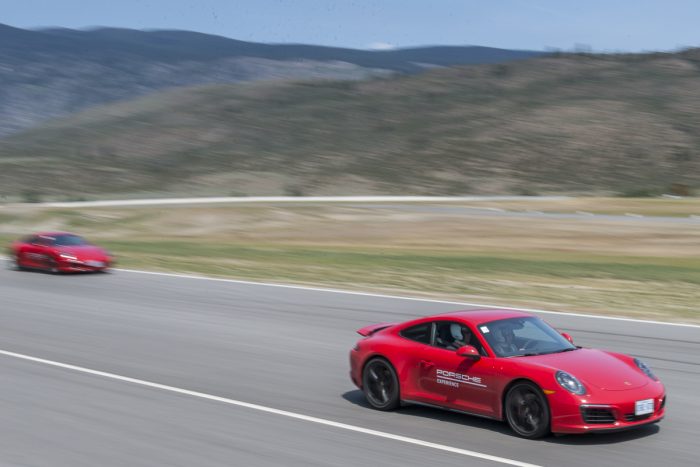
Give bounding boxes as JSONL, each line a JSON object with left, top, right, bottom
{"left": 523, "top": 348, "right": 649, "bottom": 391}
{"left": 58, "top": 245, "right": 108, "bottom": 260}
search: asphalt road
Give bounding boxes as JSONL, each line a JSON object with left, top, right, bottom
{"left": 1, "top": 265, "right": 699, "bottom": 466}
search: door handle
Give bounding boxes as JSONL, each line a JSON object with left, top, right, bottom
{"left": 420, "top": 360, "right": 435, "bottom": 369}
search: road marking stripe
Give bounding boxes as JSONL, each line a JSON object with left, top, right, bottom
{"left": 40, "top": 195, "right": 569, "bottom": 208}
{"left": 114, "top": 267, "right": 700, "bottom": 329}
{"left": 0, "top": 349, "right": 540, "bottom": 467}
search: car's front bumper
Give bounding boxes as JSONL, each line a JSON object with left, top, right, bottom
{"left": 57, "top": 258, "right": 111, "bottom": 272}
{"left": 549, "top": 384, "right": 666, "bottom": 434}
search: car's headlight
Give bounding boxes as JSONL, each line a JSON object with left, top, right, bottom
{"left": 59, "top": 253, "right": 78, "bottom": 260}
{"left": 555, "top": 370, "right": 586, "bottom": 395}
{"left": 634, "top": 358, "right": 658, "bottom": 381}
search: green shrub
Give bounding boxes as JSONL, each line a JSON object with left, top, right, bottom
{"left": 516, "top": 187, "right": 539, "bottom": 196}
{"left": 284, "top": 185, "right": 304, "bottom": 197}
{"left": 21, "top": 190, "right": 42, "bottom": 203}
{"left": 669, "top": 183, "right": 691, "bottom": 197}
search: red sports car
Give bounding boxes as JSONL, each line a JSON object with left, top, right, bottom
{"left": 349, "top": 309, "right": 665, "bottom": 438}
{"left": 9, "top": 232, "right": 113, "bottom": 273}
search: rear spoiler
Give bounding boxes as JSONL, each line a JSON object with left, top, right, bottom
{"left": 356, "top": 322, "right": 396, "bottom": 337}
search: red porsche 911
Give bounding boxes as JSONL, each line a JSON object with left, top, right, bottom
{"left": 349, "top": 309, "right": 665, "bottom": 438}
{"left": 9, "top": 232, "right": 113, "bottom": 273}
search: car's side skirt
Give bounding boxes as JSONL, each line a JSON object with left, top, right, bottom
{"left": 402, "top": 399, "right": 502, "bottom": 421}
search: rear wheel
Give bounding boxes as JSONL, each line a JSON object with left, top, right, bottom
{"left": 362, "top": 358, "right": 400, "bottom": 411}
{"left": 505, "top": 381, "right": 551, "bottom": 439}
{"left": 8, "top": 254, "right": 21, "bottom": 270}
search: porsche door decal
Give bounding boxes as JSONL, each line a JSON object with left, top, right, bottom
{"left": 436, "top": 369, "right": 487, "bottom": 388}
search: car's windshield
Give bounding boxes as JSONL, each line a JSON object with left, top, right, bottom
{"left": 478, "top": 317, "right": 575, "bottom": 357}
{"left": 54, "top": 234, "right": 90, "bottom": 246}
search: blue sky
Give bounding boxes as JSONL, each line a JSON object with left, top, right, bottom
{"left": 3, "top": 0, "right": 699, "bottom": 52}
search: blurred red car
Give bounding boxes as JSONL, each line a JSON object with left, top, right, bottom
{"left": 349, "top": 309, "right": 665, "bottom": 438}
{"left": 9, "top": 232, "right": 113, "bottom": 273}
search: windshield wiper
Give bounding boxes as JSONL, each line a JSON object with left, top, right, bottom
{"left": 517, "top": 347, "right": 577, "bottom": 357}
{"left": 544, "top": 348, "right": 577, "bottom": 355}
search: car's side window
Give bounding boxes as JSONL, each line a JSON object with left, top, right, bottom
{"left": 37, "top": 236, "right": 54, "bottom": 247}
{"left": 434, "top": 321, "right": 470, "bottom": 350}
{"left": 433, "top": 321, "right": 486, "bottom": 355}
{"left": 399, "top": 323, "right": 432, "bottom": 344}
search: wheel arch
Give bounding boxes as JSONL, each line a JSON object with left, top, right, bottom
{"left": 360, "top": 354, "right": 399, "bottom": 388}
{"left": 361, "top": 353, "right": 397, "bottom": 377}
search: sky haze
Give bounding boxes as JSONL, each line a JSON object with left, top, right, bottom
{"left": 3, "top": 0, "right": 699, "bottom": 52}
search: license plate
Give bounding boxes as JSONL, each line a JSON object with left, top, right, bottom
{"left": 635, "top": 399, "right": 654, "bottom": 416}
{"left": 86, "top": 261, "right": 104, "bottom": 267}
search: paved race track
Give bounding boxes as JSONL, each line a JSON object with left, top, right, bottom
{"left": 1, "top": 265, "right": 698, "bottom": 466}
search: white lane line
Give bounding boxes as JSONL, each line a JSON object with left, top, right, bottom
{"left": 114, "top": 267, "right": 700, "bottom": 329}
{"left": 2, "top": 256, "right": 697, "bottom": 329}
{"left": 40, "top": 195, "right": 570, "bottom": 208}
{"left": 0, "top": 349, "right": 540, "bottom": 467}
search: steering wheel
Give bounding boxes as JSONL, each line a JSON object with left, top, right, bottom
{"left": 519, "top": 339, "right": 538, "bottom": 352}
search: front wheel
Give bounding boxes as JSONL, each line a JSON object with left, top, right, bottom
{"left": 505, "top": 381, "right": 551, "bottom": 439}
{"left": 45, "top": 257, "right": 60, "bottom": 274}
{"left": 362, "top": 358, "right": 400, "bottom": 411}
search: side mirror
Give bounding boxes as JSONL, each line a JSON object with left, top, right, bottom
{"left": 456, "top": 345, "right": 481, "bottom": 359}
{"left": 561, "top": 332, "right": 574, "bottom": 345}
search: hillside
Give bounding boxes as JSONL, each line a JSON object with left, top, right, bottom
{"left": 1, "top": 50, "right": 700, "bottom": 199}
{"left": 0, "top": 23, "right": 543, "bottom": 137}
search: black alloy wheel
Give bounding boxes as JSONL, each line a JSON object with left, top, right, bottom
{"left": 505, "top": 381, "right": 551, "bottom": 438}
{"left": 362, "top": 358, "right": 400, "bottom": 411}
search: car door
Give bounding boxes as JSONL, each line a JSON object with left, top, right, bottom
{"left": 19, "top": 236, "right": 43, "bottom": 267}
{"left": 29, "top": 235, "right": 55, "bottom": 268}
{"left": 418, "top": 321, "right": 499, "bottom": 417}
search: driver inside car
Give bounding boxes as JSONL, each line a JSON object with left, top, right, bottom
{"left": 436, "top": 323, "right": 469, "bottom": 350}
{"left": 449, "top": 323, "right": 467, "bottom": 348}
{"left": 492, "top": 324, "right": 520, "bottom": 356}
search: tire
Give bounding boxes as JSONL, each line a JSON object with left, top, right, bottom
{"left": 504, "top": 381, "right": 551, "bottom": 439}
{"left": 10, "top": 254, "right": 24, "bottom": 271}
{"left": 362, "top": 358, "right": 400, "bottom": 411}
{"left": 45, "top": 257, "right": 60, "bottom": 274}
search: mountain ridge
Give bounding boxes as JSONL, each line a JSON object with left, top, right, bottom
{"left": 2, "top": 49, "right": 699, "bottom": 199}
{"left": 0, "top": 23, "right": 544, "bottom": 137}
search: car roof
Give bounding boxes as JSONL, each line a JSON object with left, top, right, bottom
{"left": 419, "top": 308, "right": 535, "bottom": 326}
{"left": 34, "top": 231, "right": 76, "bottom": 237}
